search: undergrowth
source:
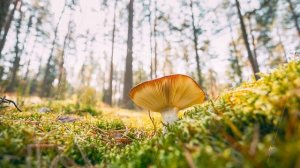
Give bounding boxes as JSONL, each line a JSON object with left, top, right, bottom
{"left": 0, "top": 61, "right": 300, "bottom": 167}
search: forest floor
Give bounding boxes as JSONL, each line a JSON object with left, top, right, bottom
{"left": 1, "top": 61, "right": 300, "bottom": 168}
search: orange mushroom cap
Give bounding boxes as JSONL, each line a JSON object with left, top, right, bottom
{"left": 129, "top": 74, "right": 205, "bottom": 112}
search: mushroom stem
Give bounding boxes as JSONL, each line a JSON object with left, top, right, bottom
{"left": 161, "top": 108, "right": 178, "bottom": 125}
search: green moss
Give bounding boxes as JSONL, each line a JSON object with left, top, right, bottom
{"left": 97, "top": 119, "right": 125, "bottom": 130}
{"left": 1, "top": 61, "right": 300, "bottom": 167}
{"left": 107, "top": 61, "right": 300, "bottom": 168}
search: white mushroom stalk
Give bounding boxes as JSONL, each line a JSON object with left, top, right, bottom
{"left": 129, "top": 74, "right": 205, "bottom": 133}
{"left": 161, "top": 108, "right": 178, "bottom": 125}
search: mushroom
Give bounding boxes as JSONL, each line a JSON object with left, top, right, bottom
{"left": 129, "top": 74, "right": 205, "bottom": 129}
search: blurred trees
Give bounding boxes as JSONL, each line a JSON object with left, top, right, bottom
{"left": 227, "top": 14, "right": 243, "bottom": 85}
{"left": 122, "top": 0, "right": 134, "bottom": 108}
{"left": 106, "top": 0, "right": 118, "bottom": 106}
{"left": 0, "top": 0, "right": 12, "bottom": 34}
{"left": 0, "top": 0, "right": 298, "bottom": 107}
{"left": 235, "top": 0, "right": 260, "bottom": 80}
{"left": 5, "top": 1, "right": 23, "bottom": 92}
{"left": 0, "top": 0, "right": 20, "bottom": 60}
{"left": 189, "top": 0, "right": 204, "bottom": 86}
{"left": 40, "top": 0, "right": 67, "bottom": 97}
{"left": 286, "top": 0, "right": 300, "bottom": 38}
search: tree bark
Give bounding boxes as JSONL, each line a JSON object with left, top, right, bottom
{"left": 107, "top": 0, "right": 118, "bottom": 106}
{"left": 56, "top": 18, "right": 71, "bottom": 99}
{"left": 228, "top": 14, "right": 243, "bottom": 83}
{"left": 24, "top": 37, "right": 37, "bottom": 81}
{"left": 24, "top": 59, "right": 31, "bottom": 81}
{"left": 6, "top": 1, "right": 22, "bottom": 92}
{"left": 19, "top": 14, "right": 33, "bottom": 58}
{"left": 153, "top": 0, "right": 158, "bottom": 78}
{"left": 247, "top": 14, "right": 258, "bottom": 64}
{"left": 0, "top": 0, "right": 20, "bottom": 60}
{"left": 287, "top": 0, "right": 300, "bottom": 38}
{"left": 276, "top": 27, "right": 288, "bottom": 62}
{"left": 0, "top": 0, "right": 12, "bottom": 36}
{"left": 40, "top": 1, "right": 67, "bottom": 97}
{"left": 189, "top": 0, "right": 203, "bottom": 86}
{"left": 147, "top": 0, "right": 153, "bottom": 79}
{"left": 235, "top": 0, "right": 260, "bottom": 80}
{"left": 122, "top": 0, "right": 134, "bottom": 108}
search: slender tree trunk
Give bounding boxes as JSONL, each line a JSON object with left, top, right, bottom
{"left": 147, "top": 0, "right": 153, "bottom": 79}
{"left": 163, "top": 40, "right": 173, "bottom": 75}
{"left": 0, "top": 66, "right": 4, "bottom": 82}
{"left": 40, "top": 1, "right": 66, "bottom": 97}
{"left": 208, "top": 69, "right": 217, "bottom": 98}
{"left": 19, "top": 14, "right": 33, "bottom": 57}
{"left": 248, "top": 14, "right": 258, "bottom": 63}
{"left": 0, "top": 0, "right": 12, "bottom": 36}
{"left": 228, "top": 15, "right": 243, "bottom": 83}
{"left": 24, "top": 60, "right": 31, "bottom": 81}
{"left": 56, "top": 18, "right": 71, "bottom": 99}
{"left": 122, "top": 0, "right": 134, "bottom": 108}
{"left": 12, "top": 5, "right": 33, "bottom": 94}
{"left": 36, "top": 55, "right": 43, "bottom": 77}
{"left": 265, "top": 46, "right": 275, "bottom": 63}
{"left": 108, "top": 0, "right": 118, "bottom": 106}
{"left": 24, "top": 37, "right": 37, "bottom": 81}
{"left": 276, "top": 27, "right": 288, "bottom": 62}
{"left": 6, "top": 1, "right": 22, "bottom": 92}
{"left": 189, "top": 0, "right": 203, "bottom": 86}
{"left": 153, "top": 0, "right": 158, "bottom": 78}
{"left": 79, "top": 31, "right": 90, "bottom": 87}
{"left": 114, "top": 71, "right": 118, "bottom": 102}
{"left": 14, "top": 11, "right": 33, "bottom": 93}
{"left": 182, "top": 45, "right": 190, "bottom": 74}
{"left": 0, "top": 0, "right": 20, "bottom": 60}
{"left": 117, "top": 71, "right": 122, "bottom": 105}
{"left": 235, "top": 0, "right": 260, "bottom": 80}
{"left": 286, "top": 0, "right": 300, "bottom": 38}
{"left": 23, "top": 58, "right": 31, "bottom": 95}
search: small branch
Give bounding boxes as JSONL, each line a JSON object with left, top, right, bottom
{"left": 0, "top": 96, "right": 22, "bottom": 112}
{"left": 148, "top": 110, "right": 157, "bottom": 135}
{"left": 161, "top": 121, "right": 168, "bottom": 127}
{"left": 183, "top": 144, "right": 197, "bottom": 168}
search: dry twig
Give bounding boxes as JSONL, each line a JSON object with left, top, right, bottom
{"left": 148, "top": 110, "right": 157, "bottom": 135}
{"left": 0, "top": 96, "right": 22, "bottom": 112}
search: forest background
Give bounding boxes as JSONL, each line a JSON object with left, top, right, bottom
{"left": 0, "top": 0, "right": 299, "bottom": 108}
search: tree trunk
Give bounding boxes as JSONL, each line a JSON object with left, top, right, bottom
{"left": 79, "top": 31, "right": 89, "bottom": 86}
{"left": 122, "top": 0, "right": 134, "bottom": 108}
{"left": 21, "top": 13, "right": 34, "bottom": 95}
{"left": 208, "top": 69, "right": 217, "bottom": 98}
{"left": 0, "top": 0, "right": 20, "bottom": 60}
{"left": 147, "top": 0, "right": 153, "bottom": 79}
{"left": 228, "top": 14, "right": 243, "bottom": 83}
{"left": 19, "top": 14, "right": 33, "bottom": 58}
{"left": 40, "top": 1, "right": 66, "bottom": 97}
{"left": 248, "top": 14, "right": 258, "bottom": 64}
{"left": 6, "top": 1, "right": 22, "bottom": 92}
{"left": 56, "top": 18, "right": 71, "bottom": 99}
{"left": 107, "top": 0, "right": 118, "bottom": 106}
{"left": 189, "top": 0, "right": 203, "bottom": 86}
{"left": 35, "top": 54, "right": 43, "bottom": 76}
{"left": 24, "top": 37, "right": 37, "bottom": 81}
{"left": 276, "top": 27, "right": 288, "bottom": 62}
{"left": 0, "top": 66, "right": 4, "bottom": 82}
{"left": 153, "top": 0, "right": 158, "bottom": 78}
{"left": 287, "top": 0, "right": 300, "bottom": 38}
{"left": 235, "top": 0, "right": 260, "bottom": 80}
{"left": 0, "top": 0, "right": 12, "bottom": 36}
{"left": 24, "top": 59, "right": 31, "bottom": 81}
